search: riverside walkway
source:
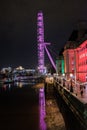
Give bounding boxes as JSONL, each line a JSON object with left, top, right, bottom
{"left": 53, "top": 75, "right": 87, "bottom": 104}
{"left": 45, "top": 75, "right": 87, "bottom": 130}
{"left": 64, "top": 83, "right": 87, "bottom": 104}
{"left": 53, "top": 76, "right": 87, "bottom": 129}
{"left": 74, "top": 86, "right": 87, "bottom": 104}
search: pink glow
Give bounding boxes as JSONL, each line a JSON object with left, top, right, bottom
{"left": 45, "top": 45, "right": 56, "bottom": 71}
{"left": 39, "top": 88, "right": 47, "bottom": 130}
{"left": 37, "top": 11, "right": 56, "bottom": 74}
{"left": 37, "top": 11, "right": 45, "bottom": 73}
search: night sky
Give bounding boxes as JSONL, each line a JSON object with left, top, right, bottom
{"left": 0, "top": 0, "right": 87, "bottom": 69}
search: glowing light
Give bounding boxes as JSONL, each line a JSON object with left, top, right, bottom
{"left": 70, "top": 73, "right": 73, "bottom": 78}
{"left": 37, "top": 11, "right": 45, "bottom": 74}
{"left": 37, "top": 11, "right": 56, "bottom": 74}
{"left": 44, "top": 45, "right": 56, "bottom": 70}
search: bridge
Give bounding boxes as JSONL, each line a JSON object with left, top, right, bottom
{"left": 44, "top": 75, "right": 87, "bottom": 130}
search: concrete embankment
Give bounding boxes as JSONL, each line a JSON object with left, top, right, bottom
{"left": 45, "top": 99, "right": 66, "bottom": 130}
{"left": 44, "top": 79, "right": 66, "bottom": 130}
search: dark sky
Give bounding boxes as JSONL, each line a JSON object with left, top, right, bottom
{"left": 0, "top": 0, "right": 87, "bottom": 69}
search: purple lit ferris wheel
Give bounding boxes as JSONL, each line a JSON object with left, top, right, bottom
{"left": 37, "top": 11, "right": 45, "bottom": 74}
{"left": 37, "top": 11, "right": 56, "bottom": 74}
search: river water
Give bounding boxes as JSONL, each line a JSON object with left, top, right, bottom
{"left": 0, "top": 82, "right": 47, "bottom": 130}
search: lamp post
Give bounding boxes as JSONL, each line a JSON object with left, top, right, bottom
{"left": 74, "top": 47, "right": 81, "bottom": 95}
{"left": 62, "top": 73, "right": 65, "bottom": 86}
{"left": 70, "top": 73, "right": 73, "bottom": 92}
{"left": 74, "top": 49, "right": 76, "bottom": 84}
{"left": 74, "top": 48, "right": 77, "bottom": 95}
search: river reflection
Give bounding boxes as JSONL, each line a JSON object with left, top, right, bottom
{"left": 39, "top": 88, "right": 47, "bottom": 130}
{"left": 0, "top": 81, "right": 47, "bottom": 130}
{"left": 0, "top": 81, "right": 35, "bottom": 91}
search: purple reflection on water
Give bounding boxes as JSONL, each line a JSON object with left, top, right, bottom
{"left": 39, "top": 88, "right": 47, "bottom": 130}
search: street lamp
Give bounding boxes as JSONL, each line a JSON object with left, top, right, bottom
{"left": 70, "top": 73, "right": 73, "bottom": 92}
{"left": 74, "top": 49, "right": 76, "bottom": 88}
{"left": 62, "top": 73, "right": 65, "bottom": 86}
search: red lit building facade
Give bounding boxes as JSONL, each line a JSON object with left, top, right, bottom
{"left": 63, "top": 39, "right": 87, "bottom": 82}
{"left": 77, "top": 40, "right": 87, "bottom": 82}
{"left": 63, "top": 22, "right": 87, "bottom": 82}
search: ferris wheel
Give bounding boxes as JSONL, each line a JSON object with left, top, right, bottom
{"left": 37, "top": 11, "right": 56, "bottom": 74}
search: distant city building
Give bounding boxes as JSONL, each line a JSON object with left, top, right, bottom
{"left": 1, "top": 67, "right": 12, "bottom": 74}
{"left": 56, "top": 56, "right": 64, "bottom": 75}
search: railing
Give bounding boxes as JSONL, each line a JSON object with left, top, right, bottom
{"left": 54, "top": 78, "right": 87, "bottom": 129}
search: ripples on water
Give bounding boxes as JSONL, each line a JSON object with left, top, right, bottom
{"left": 0, "top": 81, "right": 47, "bottom": 130}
